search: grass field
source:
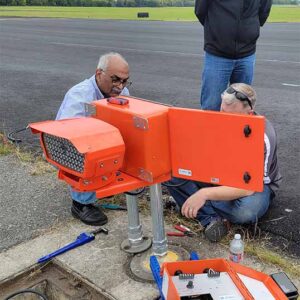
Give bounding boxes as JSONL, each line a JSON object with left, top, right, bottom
{"left": 0, "top": 6, "right": 299, "bottom": 22}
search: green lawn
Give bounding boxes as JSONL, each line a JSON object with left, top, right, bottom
{"left": 0, "top": 6, "right": 299, "bottom": 22}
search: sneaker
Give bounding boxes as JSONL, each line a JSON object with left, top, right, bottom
{"left": 204, "top": 219, "right": 229, "bottom": 242}
{"left": 71, "top": 200, "right": 108, "bottom": 226}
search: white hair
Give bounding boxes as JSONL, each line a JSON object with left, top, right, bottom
{"left": 97, "top": 52, "right": 128, "bottom": 71}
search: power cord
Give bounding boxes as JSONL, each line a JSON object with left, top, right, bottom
{"left": 7, "top": 126, "right": 29, "bottom": 144}
{"left": 125, "top": 187, "right": 145, "bottom": 196}
{"left": 162, "top": 179, "right": 189, "bottom": 188}
{"left": 4, "top": 289, "right": 48, "bottom": 300}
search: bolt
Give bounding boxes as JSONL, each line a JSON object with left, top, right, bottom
{"left": 243, "top": 172, "right": 251, "bottom": 184}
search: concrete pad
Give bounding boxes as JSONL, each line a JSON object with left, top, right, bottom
{"left": 0, "top": 156, "right": 299, "bottom": 299}
{"left": 1, "top": 210, "right": 299, "bottom": 299}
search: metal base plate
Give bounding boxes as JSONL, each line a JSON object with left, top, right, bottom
{"left": 121, "top": 236, "right": 152, "bottom": 254}
{"left": 129, "top": 244, "right": 190, "bottom": 282}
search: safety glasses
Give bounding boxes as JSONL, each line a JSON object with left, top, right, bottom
{"left": 225, "top": 86, "right": 253, "bottom": 110}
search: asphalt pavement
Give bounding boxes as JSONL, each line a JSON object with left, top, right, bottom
{"left": 0, "top": 18, "right": 299, "bottom": 256}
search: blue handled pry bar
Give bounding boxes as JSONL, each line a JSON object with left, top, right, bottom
{"left": 37, "top": 227, "right": 108, "bottom": 263}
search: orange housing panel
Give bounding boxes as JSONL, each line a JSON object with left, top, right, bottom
{"left": 30, "top": 118, "right": 125, "bottom": 191}
{"left": 93, "top": 96, "right": 172, "bottom": 183}
{"left": 168, "top": 108, "right": 265, "bottom": 192}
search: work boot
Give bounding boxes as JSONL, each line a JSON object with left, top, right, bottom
{"left": 204, "top": 219, "right": 229, "bottom": 242}
{"left": 71, "top": 200, "right": 108, "bottom": 226}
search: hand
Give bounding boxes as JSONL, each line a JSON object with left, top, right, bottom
{"left": 181, "top": 191, "right": 207, "bottom": 219}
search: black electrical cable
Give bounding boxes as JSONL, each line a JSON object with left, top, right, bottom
{"left": 4, "top": 289, "right": 48, "bottom": 300}
{"left": 161, "top": 180, "right": 189, "bottom": 188}
{"left": 125, "top": 187, "right": 145, "bottom": 196}
{"left": 7, "top": 126, "right": 29, "bottom": 144}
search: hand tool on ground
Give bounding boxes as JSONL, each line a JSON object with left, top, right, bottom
{"left": 100, "top": 203, "right": 127, "bottom": 210}
{"left": 37, "top": 227, "right": 108, "bottom": 263}
{"left": 167, "top": 224, "right": 196, "bottom": 237}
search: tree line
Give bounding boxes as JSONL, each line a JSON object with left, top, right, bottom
{"left": 0, "top": 0, "right": 194, "bottom": 6}
{"left": 0, "top": 0, "right": 298, "bottom": 7}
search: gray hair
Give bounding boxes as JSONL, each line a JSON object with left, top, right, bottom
{"left": 222, "top": 83, "right": 257, "bottom": 108}
{"left": 97, "top": 52, "right": 128, "bottom": 71}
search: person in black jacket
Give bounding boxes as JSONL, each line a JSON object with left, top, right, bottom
{"left": 195, "top": 0, "right": 272, "bottom": 111}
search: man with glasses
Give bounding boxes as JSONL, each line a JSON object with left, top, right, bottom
{"left": 195, "top": 0, "right": 272, "bottom": 111}
{"left": 167, "top": 83, "right": 281, "bottom": 242}
{"left": 56, "top": 52, "right": 131, "bottom": 226}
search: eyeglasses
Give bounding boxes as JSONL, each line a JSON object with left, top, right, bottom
{"left": 225, "top": 86, "right": 253, "bottom": 110}
{"left": 110, "top": 75, "right": 132, "bottom": 87}
{"left": 101, "top": 70, "right": 132, "bottom": 87}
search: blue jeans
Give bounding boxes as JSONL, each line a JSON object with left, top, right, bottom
{"left": 200, "top": 52, "right": 256, "bottom": 111}
{"left": 70, "top": 187, "right": 96, "bottom": 205}
{"left": 167, "top": 178, "right": 272, "bottom": 227}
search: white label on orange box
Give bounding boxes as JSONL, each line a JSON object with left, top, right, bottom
{"left": 178, "top": 168, "right": 192, "bottom": 176}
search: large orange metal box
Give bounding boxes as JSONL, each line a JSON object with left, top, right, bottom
{"left": 92, "top": 96, "right": 172, "bottom": 183}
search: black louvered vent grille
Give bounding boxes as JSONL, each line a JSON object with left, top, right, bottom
{"left": 43, "top": 133, "right": 84, "bottom": 173}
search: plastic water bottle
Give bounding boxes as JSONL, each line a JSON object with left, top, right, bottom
{"left": 229, "top": 234, "right": 244, "bottom": 263}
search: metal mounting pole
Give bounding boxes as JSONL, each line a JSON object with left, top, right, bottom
{"left": 150, "top": 183, "right": 168, "bottom": 256}
{"left": 128, "top": 184, "right": 189, "bottom": 281}
{"left": 121, "top": 192, "right": 152, "bottom": 254}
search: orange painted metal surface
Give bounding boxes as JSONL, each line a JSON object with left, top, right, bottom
{"left": 95, "top": 171, "right": 171, "bottom": 199}
{"left": 30, "top": 96, "right": 265, "bottom": 194}
{"left": 161, "top": 258, "right": 287, "bottom": 300}
{"left": 168, "top": 108, "right": 265, "bottom": 192}
{"left": 30, "top": 118, "right": 125, "bottom": 191}
{"left": 93, "top": 96, "right": 172, "bottom": 183}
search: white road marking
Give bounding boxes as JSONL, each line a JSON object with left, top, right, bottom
{"left": 50, "top": 42, "right": 204, "bottom": 57}
{"left": 261, "top": 59, "right": 300, "bottom": 64}
{"left": 50, "top": 42, "right": 300, "bottom": 64}
{"left": 281, "top": 83, "right": 300, "bottom": 87}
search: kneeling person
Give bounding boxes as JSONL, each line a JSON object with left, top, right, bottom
{"left": 56, "top": 52, "right": 131, "bottom": 226}
{"left": 167, "top": 83, "right": 281, "bottom": 242}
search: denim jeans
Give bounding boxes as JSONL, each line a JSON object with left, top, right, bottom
{"left": 167, "top": 178, "right": 272, "bottom": 227}
{"left": 200, "top": 52, "right": 256, "bottom": 111}
{"left": 70, "top": 187, "right": 96, "bottom": 205}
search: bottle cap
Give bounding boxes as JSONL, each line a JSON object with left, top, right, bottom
{"left": 234, "top": 234, "right": 241, "bottom": 240}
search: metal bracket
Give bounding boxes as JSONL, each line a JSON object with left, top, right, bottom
{"left": 138, "top": 168, "right": 153, "bottom": 182}
{"left": 133, "top": 116, "right": 148, "bottom": 130}
{"left": 84, "top": 103, "right": 96, "bottom": 116}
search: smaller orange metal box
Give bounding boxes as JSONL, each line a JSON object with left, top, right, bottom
{"left": 30, "top": 118, "right": 125, "bottom": 191}
{"left": 93, "top": 96, "right": 172, "bottom": 183}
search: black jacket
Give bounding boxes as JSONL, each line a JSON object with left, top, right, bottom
{"left": 195, "top": 0, "right": 272, "bottom": 59}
